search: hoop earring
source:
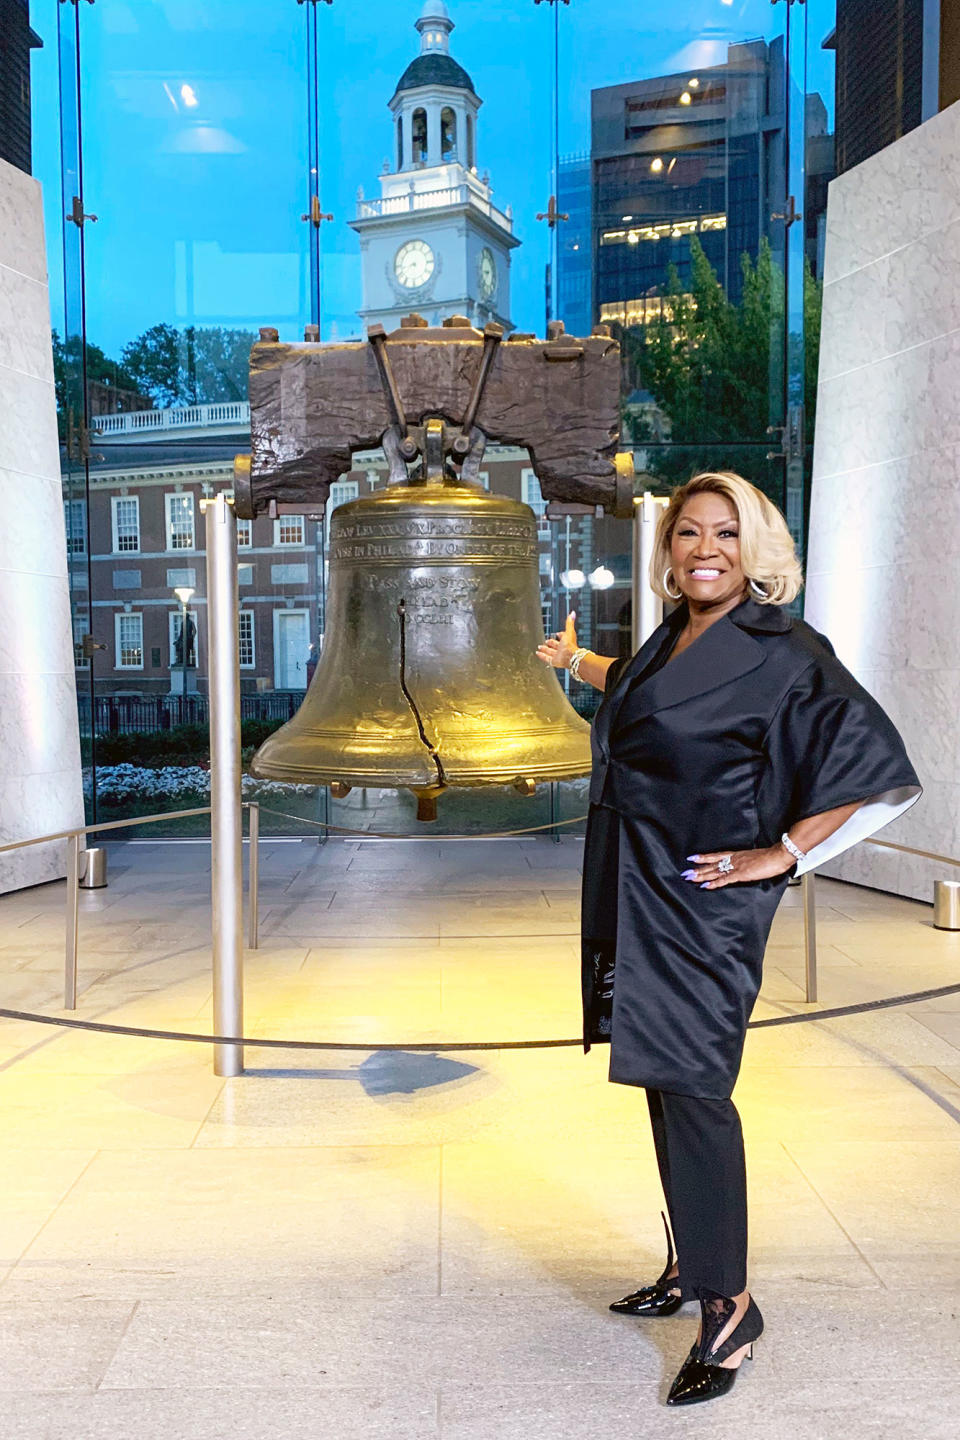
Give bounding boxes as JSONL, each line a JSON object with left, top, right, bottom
{"left": 748, "top": 578, "right": 769, "bottom": 600}
{"left": 663, "top": 568, "right": 683, "bottom": 602}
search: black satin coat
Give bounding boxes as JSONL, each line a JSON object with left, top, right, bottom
{"left": 581, "top": 596, "right": 921, "bottom": 1099}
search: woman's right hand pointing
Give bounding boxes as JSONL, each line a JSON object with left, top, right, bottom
{"left": 536, "top": 610, "right": 578, "bottom": 670}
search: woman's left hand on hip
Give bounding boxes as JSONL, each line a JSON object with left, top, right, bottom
{"left": 681, "top": 845, "right": 792, "bottom": 889}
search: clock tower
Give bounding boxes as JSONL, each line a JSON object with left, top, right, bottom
{"left": 349, "top": 1, "right": 519, "bottom": 332}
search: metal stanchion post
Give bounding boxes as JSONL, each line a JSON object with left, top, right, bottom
{"left": 64, "top": 832, "right": 80, "bottom": 1009}
{"left": 204, "top": 492, "right": 244, "bottom": 1076}
{"left": 248, "top": 801, "right": 260, "bottom": 951}
{"left": 802, "top": 870, "right": 818, "bottom": 1003}
{"left": 632, "top": 492, "right": 667, "bottom": 651}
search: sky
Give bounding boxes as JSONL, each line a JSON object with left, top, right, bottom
{"left": 30, "top": 0, "right": 838, "bottom": 363}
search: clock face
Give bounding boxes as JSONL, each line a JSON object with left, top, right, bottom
{"left": 478, "top": 246, "right": 497, "bottom": 299}
{"left": 394, "top": 239, "right": 435, "bottom": 289}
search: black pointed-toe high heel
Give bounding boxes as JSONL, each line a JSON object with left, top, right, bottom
{"left": 609, "top": 1212, "right": 686, "bottom": 1318}
{"left": 665, "top": 1291, "right": 764, "bottom": 1407}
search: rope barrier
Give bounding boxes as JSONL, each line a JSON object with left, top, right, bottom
{"left": 3, "top": 979, "right": 959, "bottom": 1052}
{"left": 254, "top": 804, "right": 590, "bottom": 842}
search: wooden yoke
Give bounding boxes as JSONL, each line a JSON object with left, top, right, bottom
{"left": 235, "top": 313, "right": 634, "bottom": 519}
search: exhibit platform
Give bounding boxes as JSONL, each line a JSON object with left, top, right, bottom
{"left": 0, "top": 837, "right": 959, "bottom": 1438}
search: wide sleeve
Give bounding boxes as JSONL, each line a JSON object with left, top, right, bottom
{"left": 604, "top": 655, "right": 630, "bottom": 694}
{"left": 757, "top": 655, "right": 922, "bottom": 876}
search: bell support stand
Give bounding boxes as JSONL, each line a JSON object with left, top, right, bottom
{"left": 203, "top": 491, "right": 244, "bottom": 1077}
{"left": 632, "top": 489, "right": 670, "bottom": 651}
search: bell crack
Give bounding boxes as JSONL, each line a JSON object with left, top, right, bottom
{"left": 396, "top": 599, "right": 447, "bottom": 789}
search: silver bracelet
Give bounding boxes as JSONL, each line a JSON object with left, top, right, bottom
{"left": 568, "top": 647, "right": 590, "bottom": 682}
{"left": 780, "top": 831, "right": 807, "bottom": 863}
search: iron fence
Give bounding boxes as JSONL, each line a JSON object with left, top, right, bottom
{"left": 76, "top": 691, "right": 303, "bottom": 736}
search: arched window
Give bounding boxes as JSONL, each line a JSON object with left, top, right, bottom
{"left": 466, "top": 113, "right": 475, "bottom": 169}
{"left": 412, "top": 107, "right": 427, "bottom": 164}
{"left": 441, "top": 106, "right": 457, "bottom": 162}
{"left": 397, "top": 116, "right": 403, "bottom": 171}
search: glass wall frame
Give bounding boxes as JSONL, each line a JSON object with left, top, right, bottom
{"left": 37, "top": 0, "right": 826, "bottom": 838}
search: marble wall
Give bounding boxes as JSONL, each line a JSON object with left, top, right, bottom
{"left": 0, "top": 157, "right": 84, "bottom": 893}
{"left": 806, "top": 99, "right": 960, "bottom": 901}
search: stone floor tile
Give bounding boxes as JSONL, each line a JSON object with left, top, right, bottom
{"left": 1, "top": 1382, "right": 440, "bottom": 1440}
{"left": 0, "top": 1386, "right": 441, "bottom": 1440}
{"left": 783, "top": 1139, "right": 960, "bottom": 1288}
{"left": 0, "top": 1149, "right": 97, "bottom": 1265}
{"left": 1, "top": 840, "right": 959, "bottom": 1435}
{"left": 0, "top": 1298, "right": 137, "bottom": 1393}
{"left": 97, "top": 1294, "right": 656, "bottom": 1391}
{"left": 0, "top": 1065, "right": 224, "bottom": 1149}
{"left": 744, "top": 1010, "right": 960, "bottom": 1070}
{"left": 736, "top": 1063, "right": 960, "bottom": 1142}
{"left": 438, "top": 1374, "right": 959, "bottom": 1440}
{"left": 18, "top": 1146, "right": 442, "bottom": 1295}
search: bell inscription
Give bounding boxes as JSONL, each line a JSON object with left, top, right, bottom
{"left": 250, "top": 467, "right": 592, "bottom": 797}
{"left": 332, "top": 512, "right": 538, "bottom": 565}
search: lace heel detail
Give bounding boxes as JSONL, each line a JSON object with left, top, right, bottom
{"left": 695, "top": 1289, "right": 737, "bottom": 1364}
{"left": 702, "top": 1294, "right": 764, "bottom": 1366}
{"left": 666, "top": 1294, "right": 764, "bottom": 1407}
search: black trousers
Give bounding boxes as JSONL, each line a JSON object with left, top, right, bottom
{"left": 646, "top": 1088, "right": 748, "bottom": 1303}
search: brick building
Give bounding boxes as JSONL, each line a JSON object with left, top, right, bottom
{"left": 65, "top": 408, "right": 628, "bottom": 708}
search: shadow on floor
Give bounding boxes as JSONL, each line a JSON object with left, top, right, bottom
{"left": 243, "top": 1049, "right": 480, "bottom": 1095}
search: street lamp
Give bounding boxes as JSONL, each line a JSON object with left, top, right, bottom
{"left": 560, "top": 568, "right": 585, "bottom": 590}
{"left": 173, "top": 584, "right": 195, "bottom": 707}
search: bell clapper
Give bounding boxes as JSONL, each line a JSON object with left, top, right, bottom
{"left": 413, "top": 785, "right": 445, "bottom": 824}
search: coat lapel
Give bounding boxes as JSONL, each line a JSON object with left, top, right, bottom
{"left": 601, "top": 596, "right": 789, "bottom": 736}
{"left": 596, "top": 607, "right": 686, "bottom": 749}
{"left": 629, "top": 611, "right": 765, "bottom": 719}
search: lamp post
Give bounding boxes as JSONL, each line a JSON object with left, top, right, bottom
{"left": 173, "top": 584, "right": 194, "bottom": 716}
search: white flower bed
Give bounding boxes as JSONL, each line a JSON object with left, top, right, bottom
{"left": 84, "top": 764, "right": 315, "bottom": 804}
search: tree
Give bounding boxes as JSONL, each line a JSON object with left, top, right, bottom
{"left": 51, "top": 330, "right": 145, "bottom": 431}
{"left": 182, "top": 326, "right": 257, "bottom": 404}
{"left": 120, "top": 323, "right": 184, "bottom": 407}
{"left": 119, "top": 323, "right": 256, "bottom": 407}
{"left": 619, "top": 236, "right": 783, "bottom": 447}
{"left": 51, "top": 321, "right": 259, "bottom": 430}
{"left": 613, "top": 237, "right": 803, "bottom": 497}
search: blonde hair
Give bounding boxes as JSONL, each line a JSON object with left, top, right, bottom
{"left": 650, "top": 471, "right": 803, "bottom": 606}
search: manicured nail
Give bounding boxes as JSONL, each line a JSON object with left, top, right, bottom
{"left": 686, "top": 855, "right": 700, "bottom": 862}
{"left": 700, "top": 882, "right": 711, "bottom": 889}
{"left": 681, "top": 870, "right": 696, "bottom": 880}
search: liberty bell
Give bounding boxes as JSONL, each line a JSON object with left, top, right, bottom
{"left": 250, "top": 414, "right": 591, "bottom": 819}
{"left": 242, "top": 311, "right": 634, "bottom": 819}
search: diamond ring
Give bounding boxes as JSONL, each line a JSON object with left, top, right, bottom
{"left": 717, "top": 855, "right": 734, "bottom": 874}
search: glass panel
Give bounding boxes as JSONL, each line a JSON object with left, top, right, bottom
{"left": 35, "top": 1, "right": 814, "bottom": 843}
{"left": 41, "top": 0, "right": 311, "bottom": 834}
{"left": 804, "top": 0, "right": 838, "bottom": 545}
{"left": 316, "top": 1, "right": 558, "bottom": 836}
{"left": 48, "top": 0, "right": 97, "bottom": 822}
{"left": 549, "top": 0, "right": 814, "bottom": 831}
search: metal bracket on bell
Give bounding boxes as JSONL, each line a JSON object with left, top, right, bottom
{"left": 423, "top": 418, "right": 446, "bottom": 482}
{"left": 381, "top": 425, "right": 411, "bottom": 486}
{"left": 368, "top": 325, "right": 418, "bottom": 463}
{"left": 458, "top": 426, "right": 489, "bottom": 486}
{"left": 452, "top": 323, "right": 503, "bottom": 458}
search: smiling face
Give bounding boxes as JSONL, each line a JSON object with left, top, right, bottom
{"left": 670, "top": 490, "right": 747, "bottom": 611}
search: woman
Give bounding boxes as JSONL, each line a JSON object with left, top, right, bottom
{"left": 537, "top": 472, "right": 920, "bottom": 1407}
